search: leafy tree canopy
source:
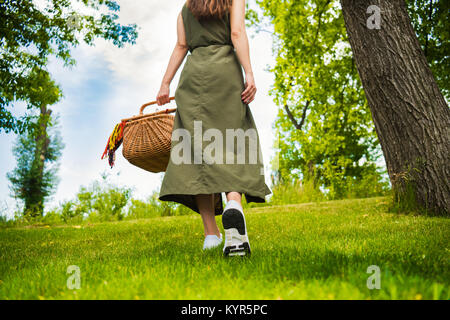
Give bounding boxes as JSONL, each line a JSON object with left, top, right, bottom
{"left": 0, "top": 0, "right": 138, "bottom": 133}
{"left": 407, "top": 0, "right": 449, "bottom": 101}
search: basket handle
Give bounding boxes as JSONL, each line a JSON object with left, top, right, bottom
{"left": 139, "top": 97, "right": 175, "bottom": 115}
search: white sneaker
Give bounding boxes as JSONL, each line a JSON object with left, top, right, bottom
{"left": 222, "top": 208, "right": 251, "bottom": 257}
{"left": 202, "top": 233, "right": 223, "bottom": 250}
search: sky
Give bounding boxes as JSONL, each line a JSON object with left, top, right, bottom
{"left": 0, "top": 0, "right": 279, "bottom": 218}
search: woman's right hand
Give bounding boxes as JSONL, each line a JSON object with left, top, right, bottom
{"left": 156, "top": 83, "right": 171, "bottom": 106}
{"left": 241, "top": 72, "right": 256, "bottom": 105}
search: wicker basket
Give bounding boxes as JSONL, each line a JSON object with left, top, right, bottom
{"left": 120, "top": 97, "right": 177, "bottom": 173}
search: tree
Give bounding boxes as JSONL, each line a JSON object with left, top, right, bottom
{"left": 0, "top": 0, "right": 138, "bottom": 134}
{"left": 341, "top": 0, "right": 449, "bottom": 214}
{"left": 251, "top": 0, "right": 385, "bottom": 198}
{"left": 7, "top": 110, "right": 64, "bottom": 217}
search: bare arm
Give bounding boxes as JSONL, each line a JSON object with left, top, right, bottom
{"left": 230, "top": 0, "right": 256, "bottom": 104}
{"left": 156, "top": 12, "right": 189, "bottom": 106}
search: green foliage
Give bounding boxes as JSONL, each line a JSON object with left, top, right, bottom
{"left": 84, "top": 183, "right": 131, "bottom": 222}
{"left": 265, "top": 171, "right": 387, "bottom": 206}
{"left": 3, "top": 172, "right": 194, "bottom": 226}
{"left": 389, "top": 180, "right": 420, "bottom": 215}
{"left": 269, "top": 178, "right": 325, "bottom": 205}
{"left": 59, "top": 199, "right": 83, "bottom": 223}
{"left": 0, "top": 0, "right": 138, "bottom": 133}
{"left": 127, "top": 198, "right": 160, "bottom": 220}
{"left": 128, "top": 193, "right": 193, "bottom": 219}
{"left": 406, "top": 0, "right": 450, "bottom": 101}
{"left": 57, "top": 174, "right": 132, "bottom": 223}
{"left": 332, "top": 166, "right": 390, "bottom": 200}
{"left": 2, "top": 172, "right": 391, "bottom": 227}
{"left": 0, "top": 202, "right": 11, "bottom": 227}
{"left": 6, "top": 112, "right": 64, "bottom": 218}
{"left": 0, "top": 215, "right": 7, "bottom": 226}
{"left": 387, "top": 162, "right": 437, "bottom": 216}
{"left": 251, "top": 0, "right": 384, "bottom": 198}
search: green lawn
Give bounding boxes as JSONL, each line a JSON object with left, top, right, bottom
{"left": 0, "top": 197, "right": 448, "bottom": 300}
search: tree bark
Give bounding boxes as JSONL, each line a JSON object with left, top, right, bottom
{"left": 341, "top": 0, "right": 449, "bottom": 214}
{"left": 25, "top": 105, "right": 51, "bottom": 217}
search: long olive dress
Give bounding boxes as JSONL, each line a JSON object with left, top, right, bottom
{"left": 158, "top": 3, "right": 272, "bottom": 215}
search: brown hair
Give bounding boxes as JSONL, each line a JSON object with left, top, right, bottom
{"left": 187, "top": 0, "right": 232, "bottom": 19}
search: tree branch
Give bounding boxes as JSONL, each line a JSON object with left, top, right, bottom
{"left": 284, "top": 100, "right": 310, "bottom": 130}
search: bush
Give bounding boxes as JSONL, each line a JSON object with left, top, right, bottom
{"left": 41, "top": 207, "right": 65, "bottom": 225}
{"left": 1, "top": 169, "right": 393, "bottom": 228}
{"left": 37, "top": 173, "right": 133, "bottom": 224}
{"left": 269, "top": 178, "right": 325, "bottom": 205}
{"left": 85, "top": 182, "right": 132, "bottom": 222}
{"left": 342, "top": 170, "right": 390, "bottom": 199}
{"left": 127, "top": 192, "right": 194, "bottom": 219}
{"left": 0, "top": 214, "right": 10, "bottom": 228}
{"left": 127, "top": 198, "right": 161, "bottom": 220}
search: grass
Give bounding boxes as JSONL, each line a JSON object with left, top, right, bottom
{"left": 0, "top": 197, "right": 448, "bottom": 300}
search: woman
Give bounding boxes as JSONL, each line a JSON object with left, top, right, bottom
{"left": 156, "top": 0, "right": 271, "bottom": 256}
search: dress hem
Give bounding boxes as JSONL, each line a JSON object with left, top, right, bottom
{"left": 158, "top": 188, "right": 271, "bottom": 216}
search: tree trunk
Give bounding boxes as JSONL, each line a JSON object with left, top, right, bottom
{"left": 340, "top": 0, "right": 449, "bottom": 214}
{"left": 25, "top": 105, "right": 51, "bottom": 217}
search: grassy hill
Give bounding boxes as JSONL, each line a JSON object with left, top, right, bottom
{"left": 0, "top": 197, "right": 448, "bottom": 299}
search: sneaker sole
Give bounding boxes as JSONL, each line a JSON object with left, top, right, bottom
{"left": 222, "top": 208, "right": 251, "bottom": 257}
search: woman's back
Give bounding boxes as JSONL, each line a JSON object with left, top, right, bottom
{"left": 181, "top": 3, "right": 232, "bottom": 53}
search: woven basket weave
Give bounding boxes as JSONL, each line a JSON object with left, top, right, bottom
{"left": 121, "top": 97, "right": 176, "bottom": 173}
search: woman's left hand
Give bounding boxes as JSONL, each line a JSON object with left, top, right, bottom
{"left": 241, "top": 72, "right": 256, "bottom": 105}
{"left": 156, "top": 83, "right": 171, "bottom": 106}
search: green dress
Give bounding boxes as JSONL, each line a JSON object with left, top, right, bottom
{"left": 159, "top": 3, "right": 272, "bottom": 215}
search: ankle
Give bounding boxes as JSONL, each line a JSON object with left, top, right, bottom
{"left": 205, "top": 229, "right": 221, "bottom": 237}
{"left": 224, "top": 199, "right": 243, "bottom": 213}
